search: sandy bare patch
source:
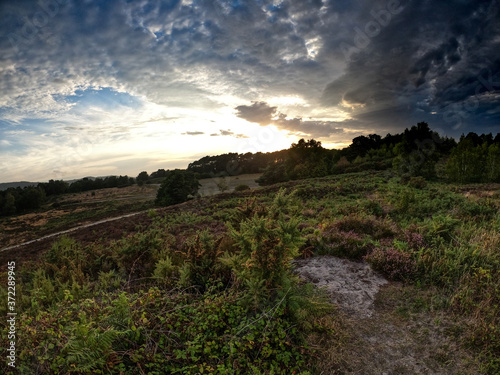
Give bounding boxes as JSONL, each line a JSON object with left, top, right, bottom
{"left": 296, "top": 257, "right": 480, "bottom": 374}
{"left": 293, "top": 256, "right": 388, "bottom": 317}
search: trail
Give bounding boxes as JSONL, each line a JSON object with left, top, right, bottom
{"left": 294, "top": 256, "right": 478, "bottom": 374}
{"left": 0, "top": 211, "right": 147, "bottom": 253}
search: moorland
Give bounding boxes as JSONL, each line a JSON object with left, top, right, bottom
{"left": 1, "top": 123, "right": 499, "bottom": 374}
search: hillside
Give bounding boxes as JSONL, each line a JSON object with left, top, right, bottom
{"left": 0, "top": 181, "right": 39, "bottom": 191}
{"left": 1, "top": 170, "right": 499, "bottom": 373}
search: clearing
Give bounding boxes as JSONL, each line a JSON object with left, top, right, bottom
{"left": 295, "top": 256, "right": 480, "bottom": 374}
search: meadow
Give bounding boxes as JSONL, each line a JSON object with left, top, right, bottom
{"left": 0, "top": 184, "right": 159, "bottom": 251}
{"left": 0, "top": 170, "right": 499, "bottom": 374}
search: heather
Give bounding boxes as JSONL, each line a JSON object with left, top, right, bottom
{"left": 1, "top": 170, "right": 499, "bottom": 373}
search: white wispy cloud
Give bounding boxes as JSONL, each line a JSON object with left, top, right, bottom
{"left": 0, "top": 0, "right": 499, "bottom": 181}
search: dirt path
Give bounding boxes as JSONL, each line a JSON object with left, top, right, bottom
{"left": 294, "top": 256, "right": 479, "bottom": 375}
{"left": 0, "top": 211, "right": 147, "bottom": 253}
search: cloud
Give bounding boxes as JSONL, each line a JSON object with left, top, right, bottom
{"left": 210, "top": 129, "right": 250, "bottom": 139}
{"left": 1, "top": 0, "right": 499, "bottom": 181}
{"left": 210, "top": 129, "right": 233, "bottom": 136}
{"left": 235, "top": 102, "right": 277, "bottom": 125}
{"left": 276, "top": 116, "right": 346, "bottom": 138}
{"left": 320, "top": 0, "right": 500, "bottom": 135}
{"left": 235, "top": 101, "right": 346, "bottom": 139}
{"left": 219, "top": 129, "right": 233, "bottom": 136}
{"left": 2, "top": 0, "right": 499, "bottom": 133}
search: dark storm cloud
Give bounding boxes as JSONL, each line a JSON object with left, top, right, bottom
{"left": 277, "top": 116, "right": 346, "bottom": 138}
{"left": 321, "top": 0, "right": 500, "bottom": 135}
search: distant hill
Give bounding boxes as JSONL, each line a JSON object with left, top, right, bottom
{"left": 0, "top": 176, "right": 111, "bottom": 191}
{"left": 0, "top": 181, "right": 40, "bottom": 191}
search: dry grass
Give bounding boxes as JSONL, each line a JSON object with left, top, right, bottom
{"left": 308, "top": 283, "right": 481, "bottom": 374}
{"left": 198, "top": 173, "right": 262, "bottom": 196}
{"left": 0, "top": 185, "right": 158, "bottom": 249}
{"left": 56, "top": 184, "right": 158, "bottom": 204}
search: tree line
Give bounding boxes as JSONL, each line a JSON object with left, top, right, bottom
{"left": 153, "top": 123, "right": 499, "bottom": 208}
{"left": 2, "top": 122, "right": 499, "bottom": 215}
{"left": 0, "top": 175, "right": 134, "bottom": 216}
{"left": 0, "top": 168, "right": 175, "bottom": 216}
{"left": 184, "top": 122, "right": 500, "bottom": 186}
{"left": 186, "top": 151, "right": 288, "bottom": 178}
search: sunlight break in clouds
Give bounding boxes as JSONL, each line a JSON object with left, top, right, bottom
{"left": 0, "top": 0, "right": 499, "bottom": 182}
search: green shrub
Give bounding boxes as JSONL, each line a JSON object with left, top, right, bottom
{"left": 234, "top": 183, "right": 251, "bottom": 192}
{"left": 155, "top": 169, "right": 200, "bottom": 206}
{"left": 363, "top": 199, "right": 384, "bottom": 216}
{"left": 180, "top": 230, "right": 227, "bottom": 292}
{"left": 96, "top": 270, "right": 123, "bottom": 292}
{"left": 408, "top": 176, "right": 427, "bottom": 189}
{"left": 423, "top": 214, "right": 460, "bottom": 244}
{"left": 315, "top": 228, "right": 371, "bottom": 259}
{"left": 152, "top": 256, "right": 177, "bottom": 286}
{"left": 228, "top": 213, "right": 303, "bottom": 299}
{"left": 364, "top": 247, "right": 416, "bottom": 281}
{"left": 64, "top": 324, "right": 120, "bottom": 372}
{"left": 226, "top": 189, "right": 304, "bottom": 309}
{"left": 116, "top": 229, "right": 164, "bottom": 278}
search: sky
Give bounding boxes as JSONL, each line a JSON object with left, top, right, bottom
{"left": 0, "top": 0, "right": 499, "bottom": 183}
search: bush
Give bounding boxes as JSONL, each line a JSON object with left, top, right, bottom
{"left": 234, "top": 184, "right": 251, "bottom": 192}
{"left": 152, "top": 256, "right": 178, "bottom": 287}
{"left": 403, "top": 229, "right": 427, "bottom": 251}
{"left": 333, "top": 214, "right": 397, "bottom": 240}
{"left": 155, "top": 169, "right": 200, "bottom": 206}
{"left": 364, "top": 247, "right": 416, "bottom": 281}
{"left": 423, "top": 214, "right": 460, "bottom": 244}
{"left": 225, "top": 189, "right": 304, "bottom": 309}
{"left": 216, "top": 177, "right": 229, "bottom": 192}
{"left": 179, "top": 230, "right": 227, "bottom": 292}
{"left": 315, "top": 228, "right": 371, "bottom": 259}
{"left": 408, "top": 176, "right": 427, "bottom": 189}
{"left": 314, "top": 214, "right": 398, "bottom": 260}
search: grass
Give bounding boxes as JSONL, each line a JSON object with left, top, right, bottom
{"left": 198, "top": 173, "right": 262, "bottom": 196}
{"left": 1, "top": 170, "right": 499, "bottom": 373}
{"left": 0, "top": 185, "right": 158, "bottom": 249}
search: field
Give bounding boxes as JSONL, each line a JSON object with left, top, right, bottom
{"left": 0, "top": 171, "right": 499, "bottom": 374}
{"left": 0, "top": 174, "right": 262, "bottom": 253}
{"left": 0, "top": 184, "right": 159, "bottom": 251}
{"left": 198, "top": 173, "right": 262, "bottom": 196}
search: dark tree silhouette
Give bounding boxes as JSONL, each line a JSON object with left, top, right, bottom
{"left": 155, "top": 170, "right": 200, "bottom": 206}
{"left": 136, "top": 171, "right": 149, "bottom": 186}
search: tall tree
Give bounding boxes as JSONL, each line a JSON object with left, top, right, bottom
{"left": 136, "top": 171, "right": 149, "bottom": 186}
{"left": 485, "top": 143, "right": 500, "bottom": 182}
{"left": 1, "top": 193, "right": 16, "bottom": 215}
{"left": 446, "top": 138, "right": 485, "bottom": 183}
{"left": 155, "top": 170, "right": 200, "bottom": 206}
